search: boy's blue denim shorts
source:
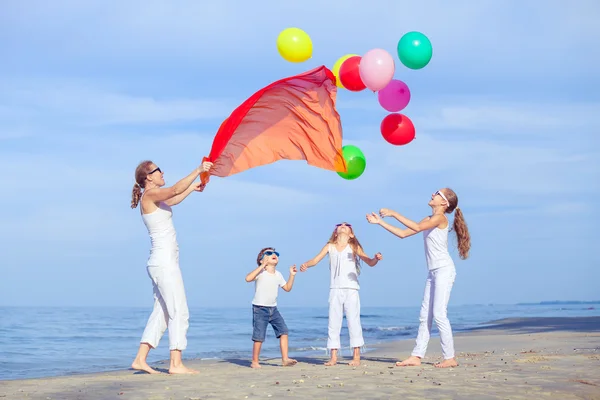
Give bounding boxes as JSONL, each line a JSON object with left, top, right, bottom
{"left": 252, "top": 305, "right": 288, "bottom": 342}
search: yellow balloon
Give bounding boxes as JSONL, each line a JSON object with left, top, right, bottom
{"left": 277, "top": 27, "right": 313, "bottom": 63}
{"left": 332, "top": 54, "right": 359, "bottom": 89}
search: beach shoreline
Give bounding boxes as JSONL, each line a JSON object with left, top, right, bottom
{"left": 2, "top": 316, "right": 599, "bottom": 399}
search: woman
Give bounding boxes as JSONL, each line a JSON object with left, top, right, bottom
{"left": 130, "top": 160, "right": 212, "bottom": 374}
{"left": 367, "top": 188, "right": 470, "bottom": 368}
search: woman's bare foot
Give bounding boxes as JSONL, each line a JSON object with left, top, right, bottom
{"left": 395, "top": 356, "right": 421, "bottom": 367}
{"left": 250, "top": 362, "right": 261, "bottom": 369}
{"left": 435, "top": 358, "right": 458, "bottom": 368}
{"left": 131, "top": 359, "right": 161, "bottom": 374}
{"left": 282, "top": 358, "right": 297, "bottom": 367}
{"left": 324, "top": 357, "right": 337, "bottom": 366}
{"left": 348, "top": 358, "right": 361, "bottom": 367}
{"left": 168, "top": 364, "right": 199, "bottom": 374}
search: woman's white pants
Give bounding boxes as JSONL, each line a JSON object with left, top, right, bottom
{"left": 140, "top": 261, "right": 189, "bottom": 351}
{"left": 327, "top": 288, "right": 364, "bottom": 350}
{"left": 411, "top": 266, "right": 456, "bottom": 360}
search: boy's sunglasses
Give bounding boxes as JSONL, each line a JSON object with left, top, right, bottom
{"left": 262, "top": 251, "right": 280, "bottom": 258}
{"left": 148, "top": 167, "right": 162, "bottom": 174}
{"left": 336, "top": 223, "right": 352, "bottom": 228}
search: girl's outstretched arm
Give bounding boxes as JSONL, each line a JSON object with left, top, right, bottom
{"left": 356, "top": 247, "right": 383, "bottom": 267}
{"left": 387, "top": 211, "right": 446, "bottom": 233}
{"left": 366, "top": 212, "right": 420, "bottom": 239}
{"left": 300, "top": 244, "right": 329, "bottom": 272}
{"left": 165, "top": 182, "right": 205, "bottom": 206}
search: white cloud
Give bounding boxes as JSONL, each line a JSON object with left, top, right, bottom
{"left": 0, "top": 82, "right": 232, "bottom": 126}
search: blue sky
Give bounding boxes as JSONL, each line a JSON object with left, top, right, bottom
{"left": 1, "top": 0, "right": 598, "bottom": 308}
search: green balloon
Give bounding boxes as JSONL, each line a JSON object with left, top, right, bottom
{"left": 397, "top": 31, "right": 432, "bottom": 70}
{"left": 337, "top": 145, "right": 366, "bottom": 180}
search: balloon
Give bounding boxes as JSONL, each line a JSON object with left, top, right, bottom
{"left": 378, "top": 79, "right": 411, "bottom": 112}
{"left": 332, "top": 54, "right": 358, "bottom": 89}
{"left": 397, "top": 31, "right": 432, "bottom": 70}
{"left": 359, "top": 49, "right": 395, "bottom": 92}
{"left": 337, "top": 145, "right": 366, "bottom": 180}
{"left": 276, "top": 27, "right": 313, "bottom": 63}
{"left": 380, "top": 114, "right": 415, "bottom": 146}
{"left": 338, "top": 56, "right": 366, "bottom": 92}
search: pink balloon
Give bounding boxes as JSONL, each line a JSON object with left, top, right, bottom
{"left": 378, "top": 79, "right": 411, "bottom": 112}
{"left": 359, "top": 49, "right": 395, "bottom": 92}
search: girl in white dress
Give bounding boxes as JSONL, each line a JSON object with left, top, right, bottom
{"left": 300, "top": 222, "right": 382, "bottom": 366}
{"left": 367, "top": 188, "right": 471, "bottom": 368}
{"left": 130, "top": 160, "right": 212, "bottom": 374}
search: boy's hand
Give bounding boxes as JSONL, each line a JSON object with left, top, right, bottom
{"left": 375, "top": 252, "right": 383, "bottom": 261}
{"left": 290, "top": 265, "right": 297, "bottom": 276}
{"left": 300, "top": 263, "right": 309, "bottom": 272}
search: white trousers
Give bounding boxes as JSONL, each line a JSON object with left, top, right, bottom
{"left": 411, "top": 266, "right": 456, "bottom": 360}
{"left": 140, "top": 258, "right": 189, "bottom": 351}
{"left": 327, "top": 288, "right": 364, "bottom": 350}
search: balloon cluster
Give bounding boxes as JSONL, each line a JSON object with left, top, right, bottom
{"left": 277, "top": 28, "right": 433, "bottom": 180}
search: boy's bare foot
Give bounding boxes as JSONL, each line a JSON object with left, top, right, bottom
{"left": 131, "top": 360, "right": 161, "bottom": 374}
{"left": 324, "top": 357, "right": 337, "bottom": 366}
{"left": 435, "top": 358, "right": 458, "bottom": 368}
{"left": 348, "top": 358, "right": 361, "bottom": 367}
{"left": 395, "top": 356, "right": 421, "bottom": 367}
{"left": 168, "top": 365, "right": 199, "bottom": 374}
{"left": 282, "top": 358, "right": 297, "bottom": 367}
{"left": 250, "top": 362, "right": 261, "bottom": 369}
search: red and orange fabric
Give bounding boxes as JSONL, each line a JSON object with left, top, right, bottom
{"left": 201, "top": 66, "right": 347, "bottom": 185}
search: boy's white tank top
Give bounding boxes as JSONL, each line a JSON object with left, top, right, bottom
{"left": 328, "top": 244, "right": 360, "bottom": 290}
{"left": 422, "top": 215, "right": 454, "bottom": 270}
{"left": 140, "top": 192, "right": 179, "bottom": 265}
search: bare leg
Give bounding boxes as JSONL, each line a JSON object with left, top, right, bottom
{"left": 396, "top": 355, "right": 422, "bottom": 367}
{"left": 435, "top": 357, "right": 459, "bottom": 368}
{"left": 279, "top": 335, "right": 297, "bottom": 366}
{"left": 131, "top": 343, "right": 161, "bottom": 374}
{"left": 251, "top": 341, "right": 262, "bottom": 368}
{"left": 168, "top": 350, "right": 199, "bottom": 374}
{"left": 348, "top": 347, "right": 361, "bottom": 366}
{"left": 325, "top": 349, "right": 338, "bottom": 366}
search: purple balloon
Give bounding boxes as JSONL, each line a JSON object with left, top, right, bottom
{"left": 377, "top": 79, "right": 411, "bottom": 112}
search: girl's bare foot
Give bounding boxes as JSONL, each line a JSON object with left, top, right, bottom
{"left": 282, "top": 358, "right": 297, "bottom": 367}
{"left": 395, "top": 356, "right": 421, "bottom": 367}
{"left": 348, "top": 358, "right": 361, "bottom": 367}
{"left": 324, "top": 357, "right": 337, "bottom": 366}
{"left": 250, "top": 362, "right": 261, "bottom": 369}
{"left": 131, "top": 360, "right": 161, "bottom": 374}
{"left": 168, "top": 364, "right": 199, "bottom": 374}
{"left": 435, "top": 358, "right": 458, "bottom": 368}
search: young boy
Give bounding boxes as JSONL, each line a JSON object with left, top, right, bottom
{"left": 245, "top": 247, "right": 298, "bottom": 368}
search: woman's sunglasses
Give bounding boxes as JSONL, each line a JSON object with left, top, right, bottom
{"left": 148, "top": 167, "right": 162, "bottom": 175}
{"left": 336, "top": 223, "right": 352, "bottom": 228}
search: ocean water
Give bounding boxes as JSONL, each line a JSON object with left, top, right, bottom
{"left": 1, "top": 303, "right": 598, "bottom": 381}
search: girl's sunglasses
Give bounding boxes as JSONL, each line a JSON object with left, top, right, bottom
{"left": 148, "top": 167, "right": 162, "bottom": 174}
{"left": 262, "top": 251, "right": 280, "bottom": 258}
{"left": 336, "top": 223, "right": 351, "bottom": 228}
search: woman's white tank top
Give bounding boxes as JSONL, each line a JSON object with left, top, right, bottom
{"left": 328, "top": 244, "right": 360, "bottom": 290}
{"left": 422, "top": 216, "right": 454, "bottom": 270}
{"left": 140, "top": 193, "right": 179, "bottom": 264}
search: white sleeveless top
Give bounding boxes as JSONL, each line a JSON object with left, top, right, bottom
{"left": 140, "top": 192, "right": 179, "bottom": 265}
{"left": 328, "top": 244, "right": 360, "bottom": 290}
{"left": 423, "top": 216, "right": 454, "bottom": 271}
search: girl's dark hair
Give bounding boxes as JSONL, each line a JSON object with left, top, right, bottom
{"left": 131, "top": 160, "right": 153, "bottom": 209}
{"left": 442, "top": 188, "right": 471, "bottom": 260}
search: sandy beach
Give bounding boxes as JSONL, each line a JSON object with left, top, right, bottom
{"left": 1, "top": 317, "right": 598, "bottom": 400}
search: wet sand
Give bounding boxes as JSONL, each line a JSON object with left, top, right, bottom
{"left": 1, "top": 317, "right": 599, "bottom": 399}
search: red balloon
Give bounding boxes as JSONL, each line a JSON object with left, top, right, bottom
{"left": 339, "top": 56, "right": 366, "bottom": 91}
{"left": 380, "top": 113, "right": 415, "bottom": 145}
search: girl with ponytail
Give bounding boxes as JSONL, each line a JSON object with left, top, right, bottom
{"left": 366, "top": 188, "right": 470, "bottom": 369}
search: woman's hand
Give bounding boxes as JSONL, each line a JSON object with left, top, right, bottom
{"left": 193, "top": 183, "right": 206, "bottom": 192}
{"left": 200, "top": 161, "right": 214, "bottom": 173}
{"left": 300, "top": 263, "right": 309, "bottom": 272}
{"left": 374, "top": 252, "right": 383, "bottom": 260}
{"left": 366, "top": 212, "right": 382, "bottom": 224}
{"left": 379, "top": 208, "right": 396, "bottom": 218}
